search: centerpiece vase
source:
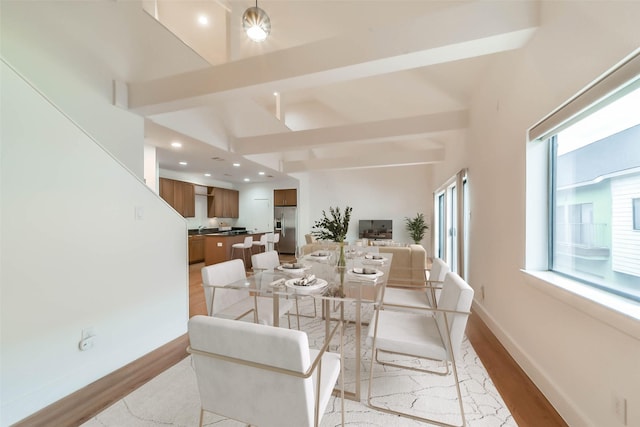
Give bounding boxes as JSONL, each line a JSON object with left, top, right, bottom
{"left": 336, "top": 241, "right": 346, "bottom": 296}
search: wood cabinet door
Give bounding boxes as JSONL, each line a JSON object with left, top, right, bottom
{"left": 213, "top": 187, "right": 225, "bottom": 218}
{"left": 228, "top": 189, "right": 239, "bottom": 218}
{"left": 182, "top": 182, "right": 195, "bottom": 217}
{"left": 159, "top": 178, "right": 175, "bottom": 205}
{"left": 274, "top": 188, "right": 297, "bottom": 206}
{"left": 189, "top": 236, "right": 205, "bottom": 263}
{"left": 160, "top": 178, "right": 195, "bottom": 217}
{"left": 284, "top": 188, "right": 297, "bottom": 206}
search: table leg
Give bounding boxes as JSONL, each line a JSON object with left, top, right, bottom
{"left": 273, "top": 293, "right": 279, "bottom": 327}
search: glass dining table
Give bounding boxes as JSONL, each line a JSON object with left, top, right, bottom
{"left": 214, "top": 248, "right": 394, "bottom": 401}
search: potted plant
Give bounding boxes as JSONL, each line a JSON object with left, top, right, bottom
{"left": 311, "top": 206, "right": 353, "bottom": 244}
{"left": 405, "top": 213, "right": 429, "bottom": 244}
{"left": 312, "top": 206, "right": 352, "bottom": 290}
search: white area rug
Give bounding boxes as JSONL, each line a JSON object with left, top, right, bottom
{"left": 82, "top": 302, "right": 516, "bottom": 426}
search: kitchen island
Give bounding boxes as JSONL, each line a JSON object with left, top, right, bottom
{"left": 202, "top": 231, "right": 267, "bottom": 267}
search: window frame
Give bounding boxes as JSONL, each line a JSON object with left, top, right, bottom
{"left": 633, "top": 198, "right": 640, "bottom": 231}
{"left": 524, "top": 50, "right": 640, "bottom": 340}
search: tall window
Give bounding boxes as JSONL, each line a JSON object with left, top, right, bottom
{"left": 537, "top": 56, "right": 640, "bottom": 303}
{"left": 434, "top": 169, "right": 468, "bottom": 278}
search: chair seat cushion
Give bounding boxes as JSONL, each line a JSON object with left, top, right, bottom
{"left": 383, "top": 288, "right": 432, "bottom": 311}
{"left": 367, "top": 309, "right": 448, "bottom": 361}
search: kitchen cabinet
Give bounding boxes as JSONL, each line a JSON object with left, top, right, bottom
{"left": 159, "top": 178, "right": 195, "bottom": 217}
{"left": 207, "top": 187, "right": 239, "bottom": 218}
{"left": 274, "top": 188, "right": 297, "bottom": 206}
{"left": 188, "top": 235, "right": 205, "bottom": 264}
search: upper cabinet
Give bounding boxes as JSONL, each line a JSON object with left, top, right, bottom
{"left": 159, "top": 178, "right": 195, "bottom": 217}
{"left": 207, "top": 187, "right": 239, "bottom": 218}
{"left": 274, "top": 188, "right": 297, "bottom": 206}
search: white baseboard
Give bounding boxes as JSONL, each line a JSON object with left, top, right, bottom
{"left": 471, "top": 300, "right": 590, "bottom": 427}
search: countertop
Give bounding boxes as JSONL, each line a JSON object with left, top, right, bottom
{"left": 188, "top": 228, "right": 267, "bottom": 237}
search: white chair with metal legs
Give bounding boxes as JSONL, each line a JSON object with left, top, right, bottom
{"left": 231, "top": 235, "right": 253, "bottom": 265}
{"left": 251, "top": 250, "right": 318, "bottom": 330}
{"left": 201, "top": 259, "right": 292, "bottom": 327}
{"left": 252, "top": 233, "right": 268, "bottom": 253}
{"left": 270, "top": 232, "right": 280, "bottom": 253}
{"left": 188, "top": 315, "right": 344, "bottom": 427}
{"left": 367, "top": 271, "right": 474, "bottom": 427}
{"left": 383, "top": 257, "right": 450, "bottom": 311}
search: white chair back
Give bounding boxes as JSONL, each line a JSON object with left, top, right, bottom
{"left": 426, "top": 257, "right": 450, "bottom": 306}
{"left": 434, "top": 272, "right": 474, "bottom": 360}
{"left": 242, "top": 235, "right": 253, "bottom": 248}
{"left": 188, "top": 315, "right": 338, "bottom": 427}
{"left": 251, "top": 250, "right": 280, "bottom": 271}
{"left": 201, "top": 259, "right": 247, "bottom": 316}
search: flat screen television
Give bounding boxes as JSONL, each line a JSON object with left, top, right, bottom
{"left": 358, "top": 220, "right": 392, "bottom": 240}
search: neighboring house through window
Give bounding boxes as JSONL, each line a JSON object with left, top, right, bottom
{"left": 543, "top": 70, "right": 640, "bottom": 302}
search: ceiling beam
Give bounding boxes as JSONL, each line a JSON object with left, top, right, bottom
{"left": 283, "top": 148, "right": 445, "bottom": 173}
{"left": 127, "top": 1, "right": 538, "bottom": 115}
{"left": 233, "top": 110, "right": 467, "bottom": 154}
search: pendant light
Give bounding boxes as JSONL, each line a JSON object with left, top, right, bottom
{"left": 242, "top": 1, "right": 271, "bottom": 42}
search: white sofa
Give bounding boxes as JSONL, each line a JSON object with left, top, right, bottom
{"left": 301, "top": 243, "right": 427, "bottom": 287}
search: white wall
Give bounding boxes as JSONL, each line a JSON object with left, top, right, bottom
{"left": 440, "top": 2, "right": 640, "bottom": 426}
{"left": 301, "top": 166, "right": 432, "bottom": 248}
{"left": 0, "top": 64, "right": 188, "bottom": 426}
{"left": 0, "top": 2, "right": 143, "bottom": 178}
{"left": 143, "top": 144, "right": 158, "bottom": 191}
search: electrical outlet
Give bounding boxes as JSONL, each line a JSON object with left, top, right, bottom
{"left": 613, "top": 393, "right": 627, "bottom": 425}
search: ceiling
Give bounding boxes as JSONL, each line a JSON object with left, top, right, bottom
{"left": 6, "top": 0, "right": 540, "bottom": 184}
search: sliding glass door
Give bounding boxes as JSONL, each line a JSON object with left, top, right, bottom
{"left": 434, "top": 170, "right": 468, "bottom": 278}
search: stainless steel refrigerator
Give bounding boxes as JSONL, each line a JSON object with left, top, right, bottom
{"left": 274, "top": 206, "right": 297, "bottom": 254}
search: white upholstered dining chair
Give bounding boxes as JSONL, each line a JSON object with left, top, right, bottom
{"left": 188, "top": 315, "right": 344, "bottom": 427}
{"left": 250, "top": 249, "right": 280, "bottom": 272}
{"left": 367, "top": 271, "right": 474, "bottom": 427}
{"left": 382, "top": 257, "right": 450, "bottom": 311}
{"left": 201, "top": 259, "right": 292, "bottom": 327}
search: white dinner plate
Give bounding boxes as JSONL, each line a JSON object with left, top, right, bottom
{"left": 362, "top": 255, "right": 387, "bottom": 264}
{"left": 307, "top": 251, "right": 331, "bottom": 261}
{"left": 285, "top": 278, "right": 328, "bottom": 293}
{"left": 347, "top": 268, "right": 384, "bottom": 279}
{"left": 276, "top": 263, "right": 312, "bottom": 273}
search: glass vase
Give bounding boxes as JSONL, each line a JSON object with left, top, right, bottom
{"left": 337, "top": 241, "right": 346, "bottom": 295}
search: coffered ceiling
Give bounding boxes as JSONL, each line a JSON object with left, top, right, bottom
{"left": 4, "top": 0, "right": 540, "bottom": 183}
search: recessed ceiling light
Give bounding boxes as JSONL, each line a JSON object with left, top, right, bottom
{"left": 243, "top": 178, "right": 250, "bottom": 182}
{"left": 179, "top": 161, "right": 187, "bottom": 166}
{"left": 197, "top": 15, "right": 209, "bottom": 26}
{"left": 171, "top": 141, "right": 182, "bottom": 148}
{"left": 233, "top": 163, "right": 240, "bottom": 167}
{"left": 258, "top": 171, "right": 265, "bottom": 175}
{"left": 204, "top": 173, "right": 211, "bottom": 177}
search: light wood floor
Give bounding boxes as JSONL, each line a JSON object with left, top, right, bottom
{"left": 15, "top": 260, "right": 567, "bottom": 427}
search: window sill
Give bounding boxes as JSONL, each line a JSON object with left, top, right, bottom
{"left": 521, "top": 270, "right": 640, "bottom": 341}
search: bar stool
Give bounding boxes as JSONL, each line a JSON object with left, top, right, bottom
{"left": 252, "top": 234, "right": 268, "bottom": 253}
{"left": 267, "top": 232, "right": 280, "bottom": 253}
{"left": 231, "top": 236, "right": 253, "bottom": 265}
